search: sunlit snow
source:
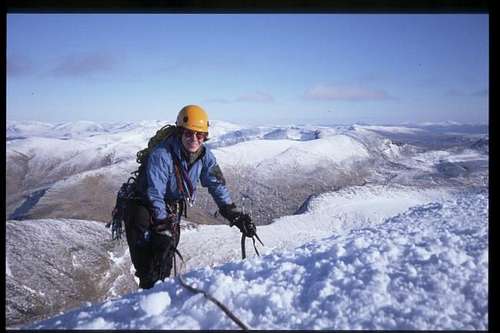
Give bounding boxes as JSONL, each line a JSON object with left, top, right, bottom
{"left": 27, "top": 188, "right": 487, "bottom": 330}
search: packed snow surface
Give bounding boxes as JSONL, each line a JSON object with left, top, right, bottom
{"left": 27, "top": 188, "right": 488, "bottom": 330}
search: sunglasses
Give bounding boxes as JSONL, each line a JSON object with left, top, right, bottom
{"left": 182, "top": 129, "right": 207, "bottom": 141}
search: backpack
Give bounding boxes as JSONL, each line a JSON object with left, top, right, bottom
{"left": 135, "top": 124, "right": 178, "bottom": 166}
{"left": 106, "top": 124, "right": 178, "bottom": 240}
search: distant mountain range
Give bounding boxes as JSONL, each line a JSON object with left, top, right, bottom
{"left": 6, "top": 120, "right": 488, "bottom": 223}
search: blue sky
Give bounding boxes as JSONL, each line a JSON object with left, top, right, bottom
{"left": 7, "top": 14, "right": 488, "bottom": 126}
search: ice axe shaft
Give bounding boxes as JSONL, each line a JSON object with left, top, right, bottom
{"left": 241, "top": 232, "right": 264, "bottom": 260}
{"left": 241, "top": 233, "right": 246, "bottom": 260}
{"left": 254, "top": 233, "right": 264, "bottom": 246}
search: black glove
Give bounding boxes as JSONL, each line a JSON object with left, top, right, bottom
{"left": 152, "top": 214, "right": 177, "bottom": 234}
{"left": 219, "top": 203, "right": 256, "bottom": 237}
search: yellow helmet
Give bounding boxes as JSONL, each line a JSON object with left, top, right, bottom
{"left": 176, "top": 105, "right": 209, "bottom": 133}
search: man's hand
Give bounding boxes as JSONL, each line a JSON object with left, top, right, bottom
{"left": 152, "top": 214, "right": 176, "bottom": 234}
{"left": 219, "top": 203, "right": 256, "bottom": 237}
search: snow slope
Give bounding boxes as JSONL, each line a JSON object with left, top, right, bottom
{"left": 178, "top": 184, "right": 454, "bottom": 270}
{"left": 26, "top": 187, "right": 488, "bottom": 330}
{"left": 213, "top": 135, "right": 370, "bottom": 174}
{"left": 7, "top": 184, "right": 460, "bottom": 329}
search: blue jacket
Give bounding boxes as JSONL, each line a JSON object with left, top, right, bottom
{"left": 135, "top": 135, "right": 232, "bottom": 220}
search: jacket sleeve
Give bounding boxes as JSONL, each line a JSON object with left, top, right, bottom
{"left": 200, "top": 149, "right": 232, "bottom": 209}
{"left": 145, "top": 146, "right": 172, "bottom": 220}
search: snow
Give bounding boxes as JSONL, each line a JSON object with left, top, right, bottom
{"left": 205, "top": 120, "right": 244, "bottom": 138}
{"left": 6, "top": 119, "right": 243, "bottom": 142}
{"left": 140, "top": 292, "right": 171, "bottom": 316}
{"left": 445, "top": 149, "right": 488, "bottom": 163}
{"left": 214, "top": 139, "right": 298, "bottom": 167}
{"left": 356, "top": 125, "right": 426, "bottom": 134}
{"left": 176, "top": 184, "right": 454, "bottom": 272}
{"left": 104, "top": 249, "right": 133, "bottom": 298}
{"left": 22, "top": 285, "right": 46, "bottom": 297}
{"left": 414, "top": 149, "right": 485, "bottom": 165}
{"left": 214, "top": 135, "right": 370, "bottom": 172}
{"left": 108, "top": 250, "right": 127, "bottom": 265}
{"left": 7, "top": 119, "right": 485, "bottom": 208}
{"left": 418, "top": 121, "right": 463, "bottom": 126}
{"left": 6, "top": 258, "right": 12, "bottom": 277}
{"left": 270, "top": 185, "right": 452, "bottom": 236}
{"left": 25, "top": 187, "right": 487, "bottom": 330}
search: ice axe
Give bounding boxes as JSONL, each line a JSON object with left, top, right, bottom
{"left": 240, "top": 227, "right": 264, "bottom": 260}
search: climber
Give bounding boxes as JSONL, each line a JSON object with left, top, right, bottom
{"left": 123, "top": 105, "right": 257, "bottom": 289}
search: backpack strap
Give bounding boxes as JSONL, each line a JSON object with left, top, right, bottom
{"left": 166, "top": 145, "right": 195, "bottom": 218}
{"left": 171, "top": 151, "right": 195, "bottom": 199}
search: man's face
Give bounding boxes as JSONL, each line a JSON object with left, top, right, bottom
{"left": 181, "top": 128, "right": 206, "bottom": 153}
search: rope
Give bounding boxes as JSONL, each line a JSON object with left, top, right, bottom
{"left": 173, "top": 249, "right": 250, "bottom": 330}
{"left": 167, "top": 220, "right": 248, "bottom": 329}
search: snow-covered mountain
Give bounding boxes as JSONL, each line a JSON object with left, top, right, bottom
{"left": 5, "top": 120, "right": 488, "bottom": 329}
{"left": 5, "top": 120, "right": 487, "bottom": 223}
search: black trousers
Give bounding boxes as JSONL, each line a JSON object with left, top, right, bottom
{"left": 124, "top": 199, "right": 180, "bottom": 289}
